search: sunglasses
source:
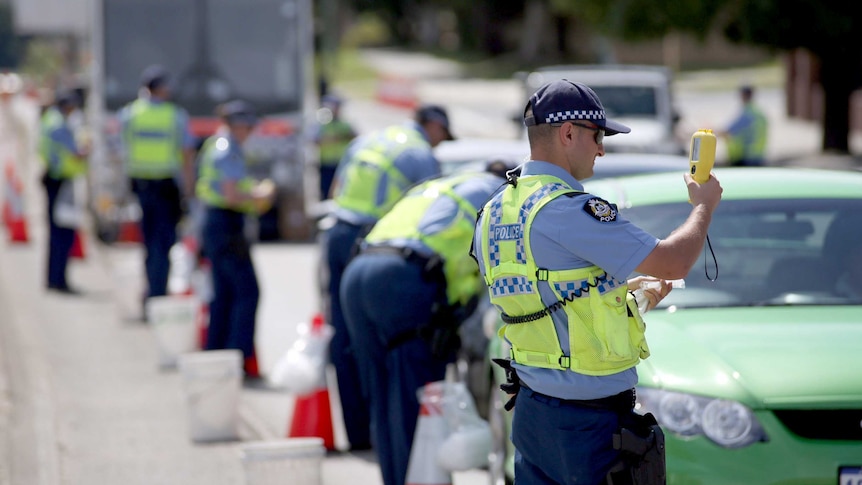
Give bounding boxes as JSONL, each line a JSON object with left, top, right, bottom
{"left": 552, "top": 121, "right": 605, "bottom": 145}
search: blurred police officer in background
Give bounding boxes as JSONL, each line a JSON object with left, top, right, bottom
{"left": 313, "top": 94, "right": 356, "bottom": 200}
{"left": 473, "top": 79, "right": 722, "bottom": 485}
{"left": 119, "top": 64, "right": 196, "bottom": 319}
{"left": 195, "top": 100, "right": 275, "bottom": 379}
{"left": 39, "top": 90, "right": 89, "bottom": 294}
{"left": 718, "top": 84, "right": 768, "bottom": 167}
{"left": 323, "top": 104, "right": 450, "bottom": 450}
{"left": 340, "top": 163, "right": 504, "bottom": 485}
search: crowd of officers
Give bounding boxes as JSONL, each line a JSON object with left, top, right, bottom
{"left": 321, "top": 78, "right": 723, "bottom": 485}
{"left": 34, "top": 64, "right": 728, "bottom": 485}
{"left": 38, "top": 65, "right": 274, "bottom": 378}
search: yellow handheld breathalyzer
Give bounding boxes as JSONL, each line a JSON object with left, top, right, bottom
{"left": 689, "top": 129, "right": 716, "bottom": 184}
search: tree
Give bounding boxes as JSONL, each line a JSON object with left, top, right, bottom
{"left": 552, "top": 0, "right": 862, "bottom": 153}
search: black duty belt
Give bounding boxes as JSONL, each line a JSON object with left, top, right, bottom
{"left": 360, "top": 244, "right": 442, "bottom": 274}
{"left": 522, "top": 386, "right": 636, "bottom": 414}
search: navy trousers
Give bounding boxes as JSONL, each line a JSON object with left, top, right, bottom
{"left": 324, "top": 219, "right": 371, "bottom": 449}
{"left": 42, "top": 175, "right": 75, "bottom": 289}
{"left": 131, "top": 178, "right": 181, "bottom": 299}
{"left": 340, "top": 252, "right": 449, "bottom": 485}
{"left": 202, "top": 208, "right": 259, "bottom": 362}
{"left": 319, "top": 164, "right": 337, "bottom": 200}
{"left": 512, "top": 387, "right": 625, "bottom": 485}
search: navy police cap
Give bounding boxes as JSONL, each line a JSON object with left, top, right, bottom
{"left": 220, "top": 99, "right": 259, "bottom": 126}
{"left": 523, "top": 79, "right": 631, "bottom": 136}
{"left": 140, "top": 64, "right": 170, "bottom": 90}
{"left": 416, "top": 104, "right": 455, "bottom": 141}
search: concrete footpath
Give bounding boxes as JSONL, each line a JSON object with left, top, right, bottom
{"left": 0, "top": 172, "right": 489, "bottom": 485}
{"left": 0, "top": 194, "right": 390, "bottom": 484}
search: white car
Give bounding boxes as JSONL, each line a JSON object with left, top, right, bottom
{"left": 515, "top": 64, "right": 686, "bottom": 155}
{"left": 434, "top": 136, "right": 689, "bottom": 179}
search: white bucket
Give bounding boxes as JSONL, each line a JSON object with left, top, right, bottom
{"left": 177, "top": 350, "right": 242, "bottom": 443}
{"left": 147, "top": 295, "right": 200, "bottom": 369}
{"left": 239, "top": 438, "right": 325, "bottom": 485}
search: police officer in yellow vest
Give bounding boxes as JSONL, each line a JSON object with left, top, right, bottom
{"left": 39, "top": 90, "right": 89, "bottom": 293}
{"left": 196, "top": 100, "right": 275, "bottom": 379}
{"left": 120, "top": 65, "right": 196, "bottom": 318}
{"left": 324, "top": 104, "right": 450, "bottom": 450}
{"left": 472, "top": 80, "right": 723, "bottom": 485}
{"left": 340, "top": 165, "right": 504, "bottom": 485}
{"left": 314, "top": 94, "right": 356, "bottom": 200}
{"left": 718, "top": 85, "right": 768, "bottom": 167}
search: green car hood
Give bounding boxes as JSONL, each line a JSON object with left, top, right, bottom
{"left": 637, "top": 306, "right": 862, "bottom": 409}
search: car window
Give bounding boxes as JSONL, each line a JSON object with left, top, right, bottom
{"left": 591, "top": 86, "right": 658, "bottom": 118}
{"left": 624, "top": 198, "right": 862, "bottom": 308}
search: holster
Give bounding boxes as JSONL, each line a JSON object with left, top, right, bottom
{"left": 491, "top": 358, "right": 520, "bottom": 411}
{"left": 606, "top": 412, "right": 667, "bottom": 485}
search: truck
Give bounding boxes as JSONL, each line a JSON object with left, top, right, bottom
{"left": 86, "top": 0, "right": 316, "bottom": 243}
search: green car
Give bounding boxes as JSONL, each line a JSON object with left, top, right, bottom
{"left": 486, "top": 166, "right": 862, "bottom": 485}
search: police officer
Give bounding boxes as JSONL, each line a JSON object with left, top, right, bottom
{"left": 196, "top": 100, "right": 275, "bottom": 379}
{"left": 718, "top": 84, "right": 768, "bottom": 167}
{"left": 39, "top": 90, "right": 89, "bottom": 293}
{"left": 119, "top": 64, "right": 196, "bottom": 318}
{"left": 324, "top": 104, "right": 450, "bottom": 450}
{"left": 313, "top": 94, "right": 356, "bottom": 200}
{"left": 472, "top": 79, "right": 723, "bottom": 485}
{"left": 340, "top": 165, "right": 504, "bottom": 485}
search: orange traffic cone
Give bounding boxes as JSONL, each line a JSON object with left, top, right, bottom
{"left": 196, "top": 300, "right": 209, "bottom": 350}
{"left": 69, "top": 231, "right": 86, "bottom": 259}
{"left": 116, "top": 220, "right": 143, "bottom": 244}
{"left": 4, "top": 162, "right": 28, "bottom": 244}
{"left": 2, "top": 160, "right": 13, "bottom": 226}
{"left": 405, "top": 381, "right": 452, "bottom": 485}
{"left": 287, "top": 313, "right": 336, "bottom": 450}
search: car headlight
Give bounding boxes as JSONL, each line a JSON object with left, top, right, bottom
{"left": 636, "top": 387, "right": 768, "bottom": 448}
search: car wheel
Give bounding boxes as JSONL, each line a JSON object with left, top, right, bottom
{"left": 487, "top": 384, "right": 513, "bottom": 485}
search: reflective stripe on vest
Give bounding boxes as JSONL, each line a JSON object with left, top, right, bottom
{"left": 365, "top": 172, "right": 488, "bottom": 306}
{"left": 38, "top": 108, "right": 86, "bottom": 179}
{"left": 125, "top": 99, "right": 180, "bottom": 179}
{"left": 478, "top": 174, "right": 650, "bottom": 376}
{"left": 195, "top": 136, "right": 255, "bottom": 212}
{"left": 333, "top": 126, "right": 427, "bottom": 220}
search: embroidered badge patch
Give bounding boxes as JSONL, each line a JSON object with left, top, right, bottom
{"left": 583, "top": 197, "right": 617, "bottom": 222}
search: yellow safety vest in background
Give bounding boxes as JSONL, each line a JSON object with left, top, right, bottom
{"left": 318, "top": 120, "right": 355, "bottom": 166}
{"left": 124, "top": 99, "right": 181, "bottom": 179}
{"left": 333, "top": 125, "right": 427, "bottom": 220}
{"left": 726, "top": 105, "right": 768, "bottom": 164}
{"left": 478, "top": 174, "right": 649, "bottom": 376}
{"left": 38, "top": 108, "right": 87, "bottom": 179}
{"left": 365, "top": 172, "right": 489, "bottom": 307}
{"left": 195, "top": 136, "right": 256, "bottom": 213}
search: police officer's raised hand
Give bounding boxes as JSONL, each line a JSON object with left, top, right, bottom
{"left": 684, "top": 172, "right": 722, "bottom": 213}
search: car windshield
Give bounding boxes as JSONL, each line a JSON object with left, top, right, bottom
{"left": 590, "top": 86, "right": 658, "bottom": 118}
{"left": 624, "top": 198, "right": 862, "bottom": 308}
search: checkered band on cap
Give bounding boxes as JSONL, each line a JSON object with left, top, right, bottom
{"left": 545, "top": 109, "right": 606, "bottom": 124}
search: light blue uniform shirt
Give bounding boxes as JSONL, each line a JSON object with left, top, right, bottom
{"left": 474, "top": 160, "right": 659, "bottom": 400}
{"left": 43, "top": 109, "right": 81, "bottom": 175}
{"left": 333, "top": 121, "right": 441, "bottom": 225}
{"left": 364, "top": 172, "right": 504, "bottom": 257}
{"left": 203, "top": 134, "right": 249, "bottom": 203}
